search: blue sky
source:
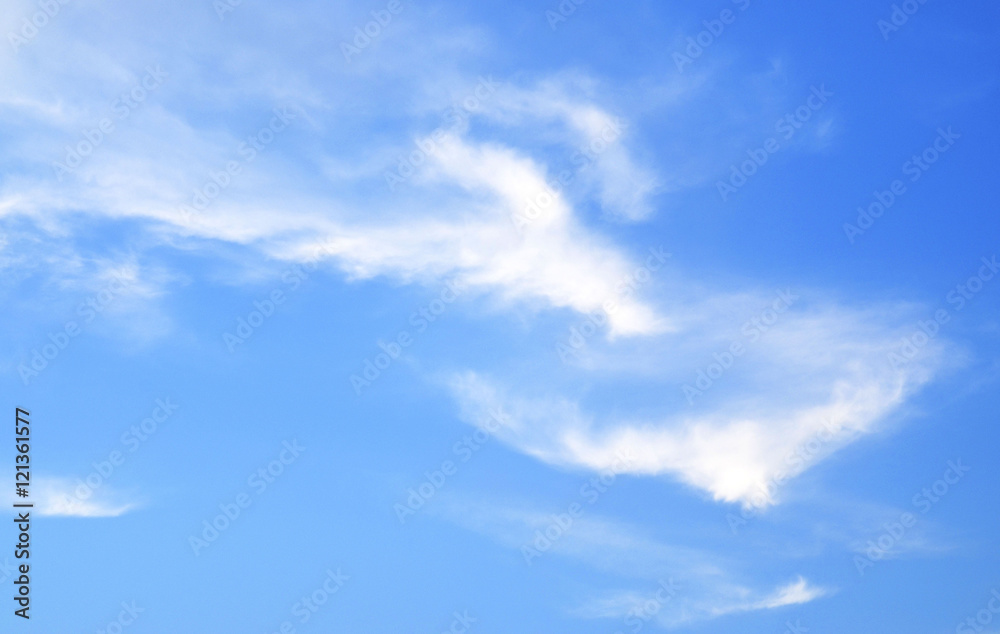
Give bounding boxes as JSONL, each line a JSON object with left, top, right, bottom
{"left": 1, "top": 0, "right": 999, "bottom": 631}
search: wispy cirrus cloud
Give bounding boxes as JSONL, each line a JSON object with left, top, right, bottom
{"left": 440, "top": 497, "right": 828, "bottom": 628}
{"left": 577, "top": 575, "right": 828, "bottom": 628}
{"left": 0, "top": 3, "right": 667, "bottom": 339}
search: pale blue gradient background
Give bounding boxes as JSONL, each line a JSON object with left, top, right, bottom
{"left": 1, "top": 0, "right": 998, "bottom": 632}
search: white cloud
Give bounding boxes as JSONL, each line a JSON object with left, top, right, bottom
{"left": 448, "top": 295, "right": 945, "bottom": 507}
{"left": 475, "top": 75, "right": 661, "bottom": 221}
{"left": 0, "top": 0, "right": 951, "bottom": 520}
{"left": 738, "top": 576, "right": 827, "bottom": 612}
{"left": 22, "top": 477, "right": 136, "bottom": 518}
{"left": 0, "top": 17, "right": 666, "bottom": 339}
{"left": 259, "top": 129, "right": 666, "bottom": 337}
